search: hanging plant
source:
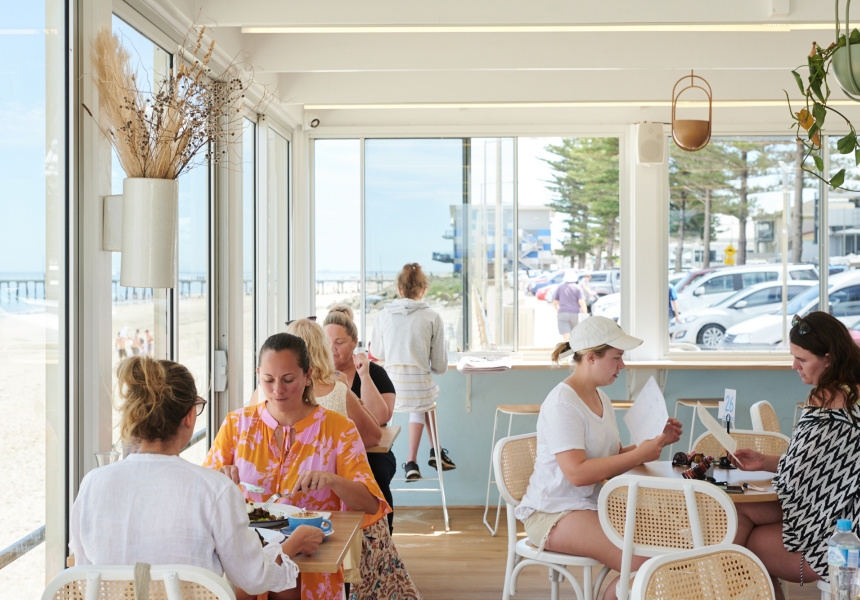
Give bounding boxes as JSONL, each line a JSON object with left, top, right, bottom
{"left": 788, "top": 3, "right": 860, "bottom": 190}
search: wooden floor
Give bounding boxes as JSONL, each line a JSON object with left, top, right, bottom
{"left": 392, "top": 507, "right": 821, "bottom": 599}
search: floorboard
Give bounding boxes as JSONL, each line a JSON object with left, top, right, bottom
{"left": 392, "top": 507, "right": 821, "bottom": 599}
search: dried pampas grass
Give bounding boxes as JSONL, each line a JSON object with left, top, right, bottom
{"left": 87, "top": 26, "right": 256, "bottom": 180}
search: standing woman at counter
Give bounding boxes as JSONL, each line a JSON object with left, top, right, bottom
{"left": 371, "top": 262, "right": 454, "bottom": 482}
{"left": 729, "top": 311, "right": 860, "bottom": 598}
{"left": 515, "top": 317, "right": 682, "bottom": 600}
{"left": 324, "top": 304, "right": 398, "bottom": 532}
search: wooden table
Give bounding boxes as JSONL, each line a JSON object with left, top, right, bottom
{"left": 292, "top": 511, "right": 364, "bottom": 573}
{"left": 367, "top": 425, "right": 400, "bottom": 454}
{"left": 625, "top": 460, "right": 777, "bottom": 503}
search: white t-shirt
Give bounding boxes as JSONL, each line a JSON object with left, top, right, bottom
{"left": 515, "top": 383, "right": 621, "bottom": 519}
{"left": 69, "top": 453, "right": 298, "bottom": 595}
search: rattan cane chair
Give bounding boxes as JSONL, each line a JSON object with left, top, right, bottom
{"left": 42, "top": 564, "right": 236, "bottom": 600}
{"left": 598, "top": 475, "right": 738, "bottom": 600}
{"left": 493, "top": 432, "right": 610, "bottom": 600}
{"left": 692, "top": 429, "right": 790, "bottom": 459}
{"left": 750, "top": 400, "right": 781, "bottom": 433}
{"left": 629, "top": 544, "right": 775, "bottom": 599}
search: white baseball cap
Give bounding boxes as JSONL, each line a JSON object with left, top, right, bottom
{"left": 568, "top": 316, "right": 643, "bottom": 353}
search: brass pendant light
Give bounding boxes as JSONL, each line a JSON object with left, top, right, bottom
{"left": 672, "top": 70, "right": 712, "bottom": 152}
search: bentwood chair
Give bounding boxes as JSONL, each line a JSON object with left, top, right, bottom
{"left": 598, "top": 475, "right": 738, "bottom": 600}
{"left": 42, "top": 564, "right": 236, "bottom": 600}
{"left": 629, "top": 544, "right": 775, "bottom": 600}
{"left": 692, "top": 429, "right": 790, "bottom": 459}
{"left": 750, "top": 400, "right": 781, "bottom": 433}
{"left": 494, "top": 432, "right": 610, "bottom": 600}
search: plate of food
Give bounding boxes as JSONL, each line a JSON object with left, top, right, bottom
{"left": 246, "top": 502, "right": 292, "bottom": 529}
{"left": 245, "top": 501, "right": 331, "bottom": 529}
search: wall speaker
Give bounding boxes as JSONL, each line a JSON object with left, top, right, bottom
{"left": 637, "top": 122, "right": 665, "bottom": 164}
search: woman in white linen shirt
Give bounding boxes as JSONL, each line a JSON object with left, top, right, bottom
{"left": 69, "top": 356, "right": 324, "bottom": 600}
{"left": 515, "top": 317, "right": 682, "bottom": 600}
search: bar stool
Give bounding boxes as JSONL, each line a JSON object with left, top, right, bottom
{"left": 483, "top": 404, "right": 541, "bottom": 535}
{"left": 389, "top": 402, "right": 450, "bottom": 532}
{"left": 671, "top": 398, "right": 722, "bottom": 453}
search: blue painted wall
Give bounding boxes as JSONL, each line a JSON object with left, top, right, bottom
{"left": 388, "top": 366, "right": 806, "bottom": 508}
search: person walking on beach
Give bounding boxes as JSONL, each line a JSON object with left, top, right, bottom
{"left": 145, "top": 330, "right": 154, "bottom": 355}
{"left": 131, "top": 330, "right": 141, "bottom": 356}
{"left": 115, "top": 331, "right": 127, "bottom": 359}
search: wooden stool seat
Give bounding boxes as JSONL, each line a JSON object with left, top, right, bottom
{"left": 497, "top": 404, "right": 542, "bottom": 415}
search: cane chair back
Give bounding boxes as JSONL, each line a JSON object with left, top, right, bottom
{"left": 750, "top": 400, "right": 781, "bottom": 433}
{"left": 629, "top": 543, "right": 775, "bottom": 599}
{"left": 598, "top": 475, "right": 738, "bottom": 600}
{"left": 494, "top": 433, "right": 609, "bottom": 600}
{"left": 42, "top": 564, "right": 236, "bottom": 600}
{"left": 692, "top": 429, "right": 789, "bottom": 458}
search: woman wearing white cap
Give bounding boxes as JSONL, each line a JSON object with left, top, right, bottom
{"left": 514, "top": 316, "right": 682, "bottom": 600}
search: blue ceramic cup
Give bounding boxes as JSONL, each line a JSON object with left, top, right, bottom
{"left": 288, "top": 512, "right": 332, "bottom": 533}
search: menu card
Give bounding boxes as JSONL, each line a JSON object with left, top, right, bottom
{"left": 696, "top": 402, "right": 738, "bottom": 453}
{"left": 622, "top": 376, "right": 669, "bottom": 445}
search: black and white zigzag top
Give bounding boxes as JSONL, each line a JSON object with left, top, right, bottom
{"left": 774, "top": 404, "right": 860, "bottom": 580}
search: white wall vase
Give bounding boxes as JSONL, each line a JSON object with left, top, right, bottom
{"left": 120, "top": 177, "right": 179, "bottom": 288}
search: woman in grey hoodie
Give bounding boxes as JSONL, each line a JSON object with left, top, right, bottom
{"left": 371, "top": 263, "right": 455, "bottom": 481}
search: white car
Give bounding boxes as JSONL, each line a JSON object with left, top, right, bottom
{"left": 592, "top": 292, "right": 620, "bottom": 322}
{"left": 721, "top": 271, "right": 860, "bottom": 349}
{"left": 676, "top": 264, "right": 818, "bottom": 313}
{"left": 669, "top": 281, "right": 815, "bottom": 348}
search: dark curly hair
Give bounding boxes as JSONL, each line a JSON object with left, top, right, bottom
{"left": 790, "top": 311, "right": 860, "bottom": 413}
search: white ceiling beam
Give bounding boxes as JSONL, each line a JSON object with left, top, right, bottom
{"left": 196, "top": 0, "right": 826, "bottom": 27}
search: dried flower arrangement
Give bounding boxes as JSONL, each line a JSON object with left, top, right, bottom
{"left": 86, "top": 26, "right": 254, "bottom": 180}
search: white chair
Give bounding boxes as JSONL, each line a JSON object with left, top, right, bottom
{"left": 42, "top": 564, "right": 236, "bottom": 600}
{"left": 494, "top": 432, "right": 610, "bottom": 600}
{"left": 598, "top": 475, "right": 738, "bottom": 600}
{"left": 483, "top": 403, "right": 541, "bottom": 535}
{"left": 750, "top": 400, "right": 781, "bottom": 433}
{"left": 629, "top": 543, "right": 775, "bottom": 599}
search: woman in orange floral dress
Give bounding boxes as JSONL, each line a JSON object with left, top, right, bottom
{"left": 205, "top": 332, "right": 388, "bottom": 600}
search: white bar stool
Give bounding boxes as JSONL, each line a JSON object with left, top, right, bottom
{"left": 671, "top": 398, "right": 722, "bottom": 453}
{"left": 483, "top": 403, "right": 541, "bottom": 536}
{"left": 389, "top": 402, "right": 450, "bottom": 532}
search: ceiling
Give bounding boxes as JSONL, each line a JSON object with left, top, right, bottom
{"left": 142, "top": 0, "right": 848, "bottom": 129}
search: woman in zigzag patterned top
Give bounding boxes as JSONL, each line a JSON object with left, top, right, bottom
{"left": 729, "top": 311, "right": 860, "bottom": 598}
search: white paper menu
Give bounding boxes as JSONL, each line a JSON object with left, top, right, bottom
{"left": 696, "top": 402, "right": 738, "bottom": 453}
{"left": 622, "top": 376, "right": 669, "bottom": 445}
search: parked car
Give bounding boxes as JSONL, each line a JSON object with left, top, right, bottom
{"left": 589, "top": 269, "right": 621, "bottom": 297}
{"left": 536, "top": 283, "right": 556, "bottom": 301}
{"left": 720, "top": 270, "right": 860, "bottom": 349}
{"left": 676, "top": 264, "right": 818, "bottom": 313}
{"left": 673, "top": 268, "right": 717, "bottom": 293}
{"left": 591, "top": 292, "right": 620, "bottom": 321}
{"left": 669, "top": 281, "right": 816, "bottom": 348}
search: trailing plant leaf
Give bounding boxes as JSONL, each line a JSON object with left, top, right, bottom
{"left": 787, "top": 29, "right": 860, "bottom": 190}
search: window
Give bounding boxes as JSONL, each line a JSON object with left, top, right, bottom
{"left": 668, "top": 136, "right": 821, "bottom": 352}
{"left": 0, "top": 0, "right": 67, "bottom": 592}
{"left": 242, "top": 118, "right": 256, "bottom": 404}
{"left": 313, "top": 136, "right": 621, "bottom": 352}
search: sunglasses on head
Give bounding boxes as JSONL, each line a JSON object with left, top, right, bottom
{"left": 791, "top": 314, "right": 810, "bottom": 335}
{"left": 286, "top": 316, "right": 317, "bottom": 326}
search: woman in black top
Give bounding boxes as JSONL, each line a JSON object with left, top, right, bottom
{"left": 324, "top": 304, "right": 397, "bottom": 532}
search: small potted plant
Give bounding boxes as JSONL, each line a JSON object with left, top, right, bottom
{"left": 788, "top": 5, "right": 860, "bottom": 190}
{"left": 86, "top": 26, "right": 258, "bottom": 287}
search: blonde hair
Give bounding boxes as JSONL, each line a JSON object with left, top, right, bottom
{"left": 550, "top": 342, "right": 613, "bottom": 364}
{"left": 323, "top": 304, "right": 358, "bottom": 342}
{"left": 115, "top": 356, "right": 198, "bottom": 444}
{"left": 285, "top": 318, "right": 336, "bottom": 386}
{"left": 397, "top": 262, "right": 428, "bottom": 300}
